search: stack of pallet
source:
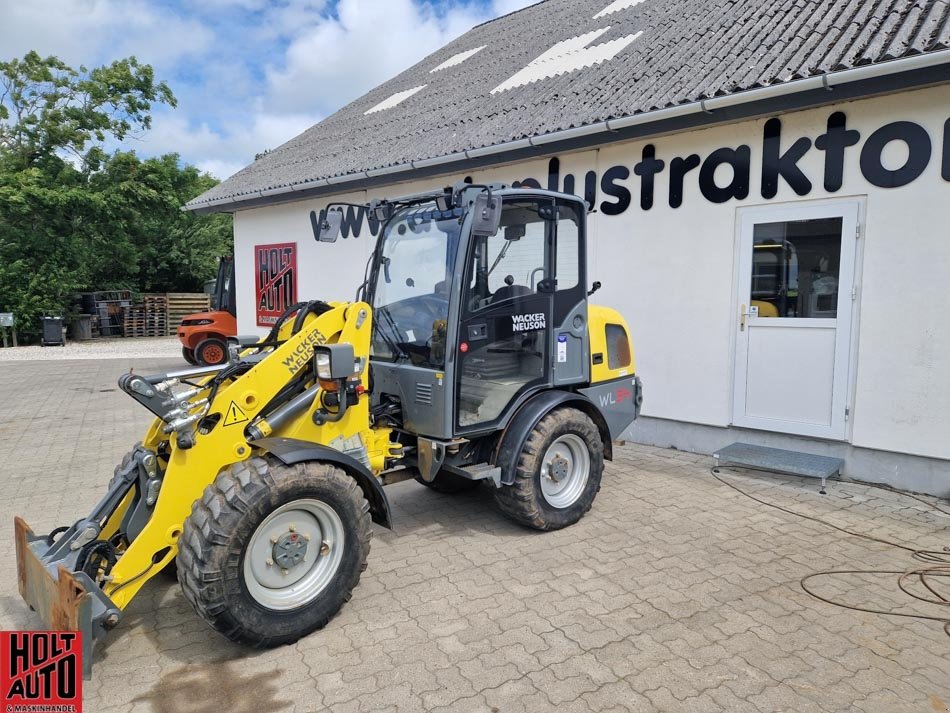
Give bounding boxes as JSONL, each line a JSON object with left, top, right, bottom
{"left": 89, "top": 290, "right": 133, "bottom": 337}
{"left": 165, "top": 293, "right": 212, "bottom": 336}
{"left": 122, "top": 294, "right": 168, "bottom": 338}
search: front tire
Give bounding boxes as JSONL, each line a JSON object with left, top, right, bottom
{"left": 182, "top": 346, "right": 198, "bottom": 365}
{"left": 177, "top": 456, "right": 371, "bottom": 647}
{"left": 494, "top": 407, "right": 604, "bottom": 531}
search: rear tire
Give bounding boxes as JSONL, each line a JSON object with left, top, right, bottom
{"left": 182, "top": 347, "right": 198, "bottom": 365}
{"left": 414, "top": 470, "right": 479, "bottom": 494}
{"left": 177, "top": 456, "right": 371, "bottom": 647}
{"left": 493, "top": 407, "right": 604, "bottom": 531}
{"left": 195, "top": 337, "right": 228, "bottom": 366}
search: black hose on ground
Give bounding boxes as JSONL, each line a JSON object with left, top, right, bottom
{"left": 710, "top": 466, "right": 950, "bottom": 637}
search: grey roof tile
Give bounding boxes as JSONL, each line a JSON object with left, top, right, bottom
{"left": 189, "top": 0, "right": 950, "bottom": 209}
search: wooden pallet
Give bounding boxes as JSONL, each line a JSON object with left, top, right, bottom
{"left": 166, "top": 293, "right": 212, "bottom": 335}
{"left": 123, "top": 329, "right": 167, "bottom": 338}
{"left": 122, "top": 295, "right": 169, "bottom": 338}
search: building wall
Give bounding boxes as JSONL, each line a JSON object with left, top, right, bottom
{"left": 233, "top": 84, "right": 950, "bottom": 475}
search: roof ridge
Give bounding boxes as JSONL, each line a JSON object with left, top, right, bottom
{"left": 472, "top": 0, "right": 549, "bottom": 30}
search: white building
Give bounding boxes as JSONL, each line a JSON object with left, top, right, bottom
{"left": 189, "top": 0, "right": 950, "bottom": 496}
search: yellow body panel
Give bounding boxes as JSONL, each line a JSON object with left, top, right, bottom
{"left": 588, "top": 304, "right": 637, "bottom": 384}
{"left": 102, "top": 301, "right": 392, "bottom": 608}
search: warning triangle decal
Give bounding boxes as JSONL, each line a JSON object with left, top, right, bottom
{"left": 224, "top": 401, "right": 249, "bottom": 427}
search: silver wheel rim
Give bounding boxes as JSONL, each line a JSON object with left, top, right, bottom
{"left": 539, "top": 433, "right": 591, "bottom": 509}
{"left": 243, "top": 498, "right": 345, "bottom": 611}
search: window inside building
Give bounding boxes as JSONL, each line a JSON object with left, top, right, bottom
{"left": 751, "top": 217, "right": 842, "bottom": 318}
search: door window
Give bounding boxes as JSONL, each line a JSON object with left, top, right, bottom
{"left": 555, "top": 206, "right": 580, "bottom": 291}
{"left": 751, "top": 218, "right": 842, "bottom": 319}
{"left": 457, "top": 198, "right": 551, "bottom": 428}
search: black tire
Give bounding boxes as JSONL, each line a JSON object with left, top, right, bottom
{"left": 414, "top": 470, "right": 479, "bottom": 494}
{"left": 177, "top": 456, "right": 372, "bottom": 647}
{"left": 182, "top": 346, "right": 198, "bottom": 365}
{"left": 493, "top": 407, "right": 604, "bottom": 531}
{"left": 194, "top": 337, "right": 228, "bottom": 366}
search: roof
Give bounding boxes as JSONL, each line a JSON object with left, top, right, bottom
{"left": 188, "top": 0, "right": 950, "bottom": 211}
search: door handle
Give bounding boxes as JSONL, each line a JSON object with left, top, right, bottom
{"left": 468, "top": 324, "right": 487, "bottom": 341}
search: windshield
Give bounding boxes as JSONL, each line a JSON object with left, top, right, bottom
{"left": 371, "top": 203, "right": 464, "bottom": 368}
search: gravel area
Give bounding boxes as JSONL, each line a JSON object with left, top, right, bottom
{"left": 0, "top": 336, "right": 184, "bottom": 361}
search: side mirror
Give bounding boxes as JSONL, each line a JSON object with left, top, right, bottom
{"left": 471, "top": 193, "right": 502, "bottom": 237}
{"left": 315, "top": 209, "right": 343, "bottom": 243}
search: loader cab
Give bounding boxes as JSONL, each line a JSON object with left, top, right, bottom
{"left": 361, "top": 186, "right": 590, "bottom": 440}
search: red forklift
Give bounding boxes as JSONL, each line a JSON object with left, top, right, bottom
{"left": 177, "top": 256, "right": 237, "bottom": 365}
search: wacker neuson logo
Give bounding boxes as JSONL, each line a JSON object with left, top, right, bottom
{"left": 512, "top": 313, "right": 545, "bottom": 332}
{"left": 1, "top": 631, "right": 82, "bottom": 713}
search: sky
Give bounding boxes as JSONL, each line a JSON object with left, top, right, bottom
{"left": 1, "top": 0, "right": 537, "bottom": 179}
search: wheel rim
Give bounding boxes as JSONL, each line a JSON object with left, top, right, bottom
{"left": 539, "top": 434, "right": 591, "bottom": 509}
{"left": 243, "top": 498, "right": 345, "bottom": 611}
{"left": 202, "top": 343, "right": 225, "bottom": 364}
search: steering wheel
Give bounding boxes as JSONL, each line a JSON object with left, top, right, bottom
{"left": 377, "top": 294, "right": 448, "bottom": 342}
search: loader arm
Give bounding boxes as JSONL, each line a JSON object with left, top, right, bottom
{"left": 15, "top": 300, "right": 394, "bottom": 673}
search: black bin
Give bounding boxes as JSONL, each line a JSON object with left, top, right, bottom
{"left": 41, "top": 316, "right": 65, "bottom": 347}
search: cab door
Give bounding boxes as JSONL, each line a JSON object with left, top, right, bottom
{"left": 455, "top": 196, "right": 555, "bottom": 432}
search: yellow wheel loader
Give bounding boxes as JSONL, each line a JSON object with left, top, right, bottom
{"left": 15, "top": 183, "right": 642, "bottom": 676}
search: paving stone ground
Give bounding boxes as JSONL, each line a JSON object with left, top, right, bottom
{"left": 0, "top": 357, "right": 947, "bottom": 713}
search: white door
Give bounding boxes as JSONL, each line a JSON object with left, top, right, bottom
{"left": 733, "top": 201, "right": 859, "bottom": 440}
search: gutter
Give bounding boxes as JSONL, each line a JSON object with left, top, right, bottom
{"left": 187, "top": 49, "right": 950, "bottom": 213}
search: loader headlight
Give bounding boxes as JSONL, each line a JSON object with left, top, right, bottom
{"left": 313, "top": 343, "right": 358, "bottom": 381}
{"left": 315, "top": 351, "right": 332, "bottom": 380}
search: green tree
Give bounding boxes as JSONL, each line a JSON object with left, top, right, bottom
{"left": 86, "top": 152, "right": 232, "bottom": 292}
{"left": 0, "top": 51, "right": 175, "bottom": 170}
{"left": 0, "top": 52, "right": 231, "bottom": 341}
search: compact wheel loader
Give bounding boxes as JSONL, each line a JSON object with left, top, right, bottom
{"left": 15, "top": 183, "right": 642, "bottom": 676}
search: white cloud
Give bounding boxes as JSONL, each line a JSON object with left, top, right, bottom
{"left": 139, "top": 109, "right": 321, "bottom": 179}
{"left": 3, "top": 0, "right": 541, "bottom": 179}
{"left": 263, "top": 0, "right": 535, "bottom": 115}
{"left": 0, "top": 0, "right": 213, "bottom": 69}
